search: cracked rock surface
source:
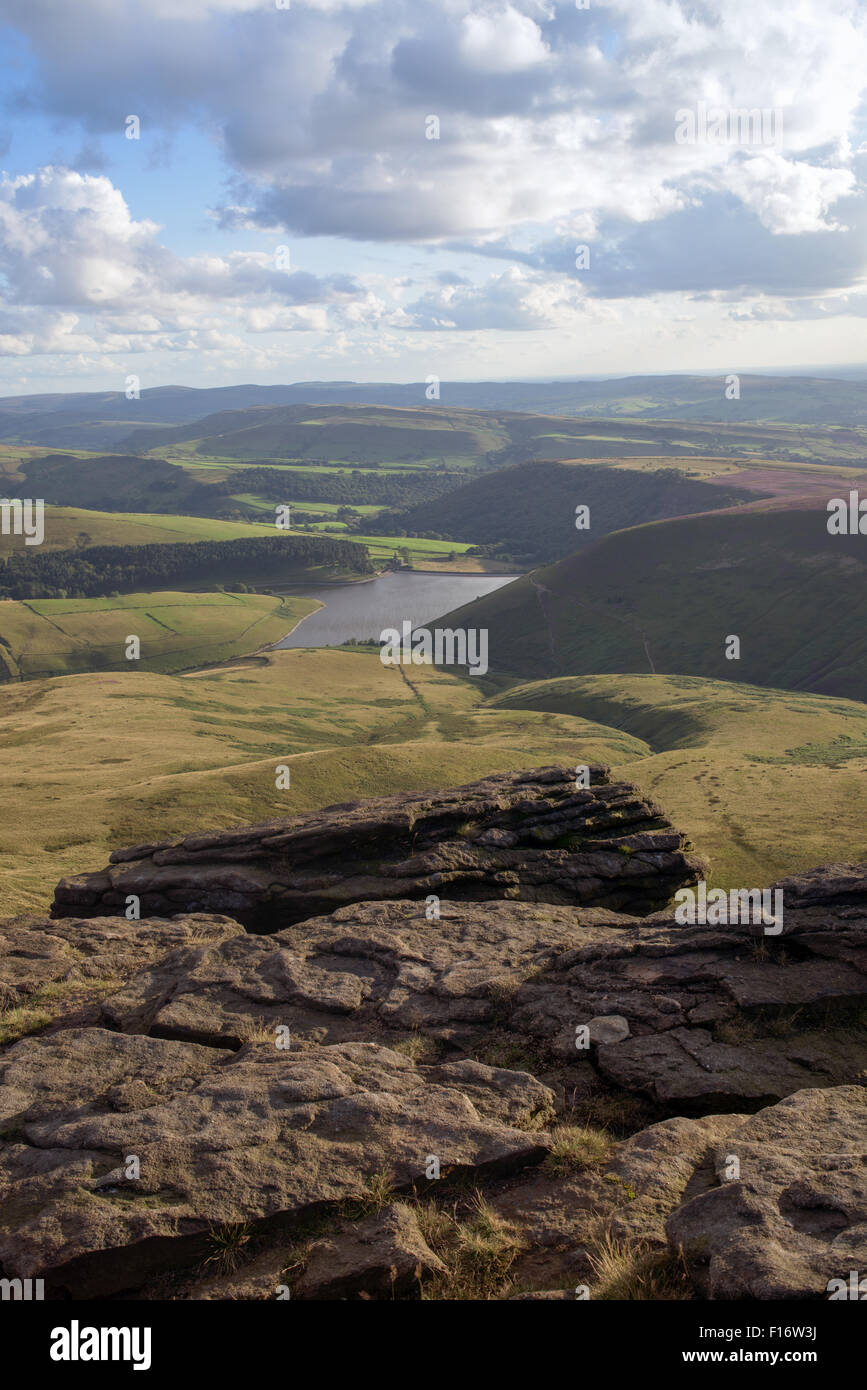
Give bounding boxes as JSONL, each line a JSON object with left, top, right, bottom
{"left": 0, "top": 1028, "right": 551, "bottom": 1297}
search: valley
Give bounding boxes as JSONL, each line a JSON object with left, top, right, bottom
{"left": 1, "top": 381, "right": 865, "bottom": 924}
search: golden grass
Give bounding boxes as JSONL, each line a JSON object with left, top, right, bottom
{"left": 0, "top": 648, "right": 638, "bottom": 914}
{"left": 492, "top": 672, "right": 867, "bottom": 888}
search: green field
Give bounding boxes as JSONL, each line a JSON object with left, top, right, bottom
{"left": 0, "top": 505, "right": 279, "bottom": 556}
{"left": 0, "top": 590, "right": 315, "bottom": 681}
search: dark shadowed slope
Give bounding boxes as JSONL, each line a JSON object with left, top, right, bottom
{"left": 436, "top": 505, "right": 867, "bottom": 701}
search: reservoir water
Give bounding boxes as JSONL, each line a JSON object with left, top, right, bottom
{"left": 274, "top": 570, "right": 515, "bottom": 649}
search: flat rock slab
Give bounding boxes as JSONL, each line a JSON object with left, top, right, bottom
{"left": 666, "top": 1085, "right": 867, "bottom": 1298}
{"left": 94, "top": 879, "right": 867, "bottom": 1111}
{"left": 0, "top": 1028, "right": 551, "bottom": 1297}
{"left": 597, "top": 1026, "right": 867, "bottom": 1112}
{"left": 0, "top": 914, "right": 244, "bottom": 1045}
{"left": 99, "top": 899, "right": 612, "bottom": 1048}
{"left": 52, "top": 766, "right": 704, "bottom": 930}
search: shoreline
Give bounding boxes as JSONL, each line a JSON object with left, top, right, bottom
{"left": 181, "top": 569, "right": 520, "bottom": 672}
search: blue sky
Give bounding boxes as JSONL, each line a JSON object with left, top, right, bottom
{"left": 0, "top": 0, "right": 865, "bottom": 394}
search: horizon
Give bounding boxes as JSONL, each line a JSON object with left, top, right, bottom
{"left": 2, "top": 362, "right": 867, "bottom": 403}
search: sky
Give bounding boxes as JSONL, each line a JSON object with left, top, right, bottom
{"left": 0, "top": 0, "right": 866, "bottom": 394}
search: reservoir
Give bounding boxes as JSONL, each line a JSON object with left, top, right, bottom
{"left": 274, "top": 570, "right": 515, "bottom": 649}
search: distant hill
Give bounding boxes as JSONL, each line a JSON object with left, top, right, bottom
{"left": 435, "top": 504, "right": 867, "bottom": 702}
{"left": 2, "top": 377, "right": 867, "bottom": 453}
{"left": 121, "top": 404, "right": 498, "bottom": 464}
{"left": 370, "top": 459, "right": 763, "bottom": 564}
{"left": 119, "top": 405, "right": 867, "bottom": 470}
{"left": 1, "top": 371, "right": 867, "bottom": 430}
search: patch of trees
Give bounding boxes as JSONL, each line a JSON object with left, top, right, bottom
{"left": 0, "top": 535, "right": 373, "bottom": 600}
{"left": 235, "top": 466, "right": 459, "bottom": 508}
{"left": 9, "top": 454, "right": 231, "bottom": 516}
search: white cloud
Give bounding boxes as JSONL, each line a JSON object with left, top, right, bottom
{"left": 719, "top": 154, "right": 856, "bottom": 235}
{"left": 0, "top": 167, "right": 366, "bottom": 356}
{"left": 458, "top": 6, "right": 549, "bottom": 73}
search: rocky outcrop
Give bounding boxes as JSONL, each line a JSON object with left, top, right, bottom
{"left": 50, "top": 767, "right": 705, "bottom": 930}
{"left": 3, "top": 772, "right": 867, "bottom": 1301}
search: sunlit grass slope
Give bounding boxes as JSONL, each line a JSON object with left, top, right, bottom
{"left": 489, "top": 673, "right": 867, "bottom": 888}
{"left": 0, "top": 648, "right": 647, "bottom": 913}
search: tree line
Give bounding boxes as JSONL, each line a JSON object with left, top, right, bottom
{"left": 0, "top": 534, "right": 372, "bottom": 599}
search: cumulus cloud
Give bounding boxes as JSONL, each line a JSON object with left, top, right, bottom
{"left": 4, "top": 0, "right": 865, "bottom": 251}
{"left": 405, "top": 266, "right": 580, "bottom": 330}
{"left": 1, "top": 0, "right": 867, "bottom": 380}
{"left": 0, "top": 167, "right": 365, "bottom": 356}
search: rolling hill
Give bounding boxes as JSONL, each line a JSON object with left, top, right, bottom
{"left": 4, "top": 386, "right": 867, "bottom": 467}
{"left": 2, "top": 653, "right": 865, "bottom": 916}
{"left": 435, "top": 503, "right": 867, "bottom": 701}
{"left": 491, "top": 672, "right": 867, "bottom": 887}
{"left": 370, "top": 459, "right": 763, "bottom": 563}
{"left": 2, "top": 373, "right": 867, "bottom": 451}
{"left": 122, "top": 403, "right": 505, "bottom": 464}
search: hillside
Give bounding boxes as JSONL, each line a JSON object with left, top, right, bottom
{"left": 5, "top": 396, "right": 867, "bottom": 484}
{"left": 0, "top": 648, "right": 648, "bottom": 914}
{"left": 122, "top": 404, "right": 867, "bottom": 470}
{"left": 123, "top": 403, "right": 504, "bottom": 465}
{"left": 2, "top": 651, "right": 866, "bottom": 915}
{"left": 371, "top": 460, "right": 762, "bottom": 564}
{"left": 437, "top": 505, "right": 867, "bottom": 702}
{"left": 5, "top": 453, "right": 231, "bottom": 516}
{"left": 0, "top": 533, "right": 371, "bottom": 602}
